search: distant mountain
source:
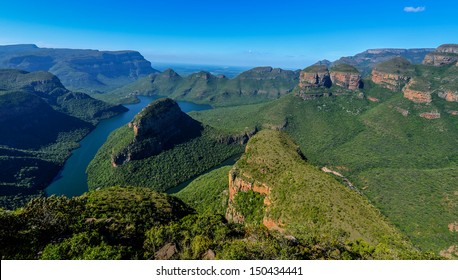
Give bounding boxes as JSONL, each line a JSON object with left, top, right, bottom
{"left": 329, "top": 48, "right": 435, "bottom": 76}
{"left": 0, "top": 69, "right": 127, "bottom": 209}
{"left": 0, "top": 44, "right": 159, "bottom": 93}
{"left": 102, "top": 66, "right": 300, "bottom": 106}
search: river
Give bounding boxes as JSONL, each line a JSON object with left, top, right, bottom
{"left": 45, "top": 96, "right": 212, "bottom": 197}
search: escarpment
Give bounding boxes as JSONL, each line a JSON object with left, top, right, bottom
{"left": 422, "top": 44, "right": 458, "bottom": 66}
{"left": 111, "top": 98, "right": 203, "bottom": 166}
{"left": 371, "top": 57, "right": 413, "bottom": 91}
{"left": 296, "top": 64, "right": 361, "bottom": 99}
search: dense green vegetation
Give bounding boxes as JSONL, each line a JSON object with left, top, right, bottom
{"left": 0, "top": 69, "right": 126, "bottom": 209}
{"left": 230, "top": 130, "right": 419, "bottom": 258}
{"left": 174, "top": 166, "right": 231, "bottom": 216}
{"left": 190, "top": 67, "right": 458, "bottom": 255}
{"left": 87, "top": 126, "right": 243, "bottom": 192}
{"left": 101, "top": 67, "right": 299, "bottom": 106}
{"left": 1, "top": 186, "right": 434, "bottom": 260}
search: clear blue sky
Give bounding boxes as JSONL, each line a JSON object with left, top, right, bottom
{"left": 0, "top": 0, "right": 457, "bottom": 69}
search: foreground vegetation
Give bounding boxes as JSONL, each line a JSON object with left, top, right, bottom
{"left": 0, "top": 186, "right": 435, "bottom": 260}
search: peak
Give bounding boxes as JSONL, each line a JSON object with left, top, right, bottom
{"left": 161, "top": 68, "right": 180, "bottom": 77}
{"left": 134, "top": 98, "right": 179, "bottom": 122}
{"left": 249, "top": 66, "right": 273, "bottom": 73}
{"left": 436, "top": 44, "right": 458, "bottom": 54}
{"left": 374, "top": 57, "right": 412, "bottom": 72}
{"left": 330, "top": 64, "right": 359, "bottom": 73}
{"left": 302, "top": 64, "right": 329, "bottom": 73}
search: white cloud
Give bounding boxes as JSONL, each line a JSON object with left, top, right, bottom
{"left": 404, "top": 6, "right": 426, "bottom": 13}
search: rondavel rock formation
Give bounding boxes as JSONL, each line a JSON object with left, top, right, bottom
{"left": 111, "top": 98, "right": 203, "bottom": 167}
{"left": 296, "top": 64, "right": 361, "bottom": 99}
{"left": 422, "top": 44, "right": 458, "bottom": 66}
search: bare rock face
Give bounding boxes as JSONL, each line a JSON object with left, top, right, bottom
{"left": 111, "top": 98, "right": 203, "bottom": 166}
{"left": 226, "top": 168, "right": 273, "bottom": 227}
{"left": 419, "top": 111, "right": 441, "bottom": 119}
{"left": 330, "top": 68, "right": 362, "bottom": 90}
{"left": 438, "top": 90, "right": 458, "bottom": 102}
{"left": 371, "top": 70, "right": 410, "bottom": 91}
{"left": 437, "top": 44, "right": 458, "bottom": 54}
{"left": 402, "top": 79, "right": 431, "bottom": 103}
{"left": 299, "top": 65, "right": 331, "bottom": 89}
{"left": 422, "top": 44, "right": 458, "bottom": 66}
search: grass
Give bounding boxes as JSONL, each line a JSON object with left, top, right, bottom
{"left": 174, "top": 166, "right": 231, "bottom": 216}
{"left": 230, "top": 130, "right": 419, "bottom": 259}
{"left": 191, "top": 77, "right": 458, "bottom": 254}
{"left": 87, "top": 126, "right": 244, "bottom": 192}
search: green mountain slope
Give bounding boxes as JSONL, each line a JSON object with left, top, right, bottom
{"left": 0, "top": 70, "right": 127, "bottom": 209}
{"left": 100, "top": 67, "right": 300, "bottom": 106}
{"left": 190, "top": 74, "right": 458, "bottom": 255}
{"left": 87, "top": 98, "right": 244, "bottom": 192}
{"left": 226, "top": 130, "right": 418, "bottom": 259}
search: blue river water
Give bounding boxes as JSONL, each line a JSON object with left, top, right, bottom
{"left": 45, "top": 96, "right": 211, "bottom": 197}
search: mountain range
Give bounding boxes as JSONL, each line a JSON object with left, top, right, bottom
{"left": 0, "top": 43, "right": 457, "bottom": 260}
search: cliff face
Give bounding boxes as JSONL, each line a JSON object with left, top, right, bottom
{"left": 298, "top": 64, "right": 362, "bottom": 94}
{"left": 402, "top": 79, "right": 431, "bottom": 103}
{"left": 438, "top": 90, "right": 458, "bottom": 102}
{"left": 422, "top": 44, "right": 458, "bottom": 66}
{"left": 370, "top": 57, "right": 413, "bottom": 91}
{"left": 330, "top": 71, "right": 361, "bottom": 90}
{"left": 371, "top": 70, "right": 410, "bottom": 91}
{"left": 298, "top": 65, "right": 331, "bottom": 89}
{"left": 111, "top": 98, "right": 203, "bottom": 166}
{"left": 0, "top": 45, "right": 158, "bottom": 92}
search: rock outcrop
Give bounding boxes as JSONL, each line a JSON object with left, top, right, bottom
{"left": 371, "top": 57, "right": 413, "bottom": 91}
{"left": 298, "top": 65, "right": 331, "bottom": 89}
{"left": 402, "top": 79, "right": 431, "bottom": 103}
{"left": 422, "top": 44, "right": 458, "bottom": 66}
{"left": 329, "top": 64, "right": 362, "bottom": 90}
{"left": 111, "top": 98, "right": 203, "bottom": 166}
{"left": 438, "top": 90, "right": 458, "bottom": 102}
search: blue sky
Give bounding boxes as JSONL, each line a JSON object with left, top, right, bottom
{"left": 0, "top": 0, "right": 457, "bottom": 68}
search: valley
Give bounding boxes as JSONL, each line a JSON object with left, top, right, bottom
{"left": 0, "top": 43, "right": 457, "bottom": 260}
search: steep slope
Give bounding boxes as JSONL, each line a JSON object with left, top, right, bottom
{"left": 87, "top": 98, "right": 244, "bottom": 191}
{"left": 102, "top": 66, "right": 300, "bottom": 106}
{"left": 0, "top": 70, "right": 127, "bottom": 209}
{"left": 225, "top": 130, "right": 417, "bottom": 259}
{"left": 0, "top": 44, "right": 158, "bottom": 92}
{"left": 0, "top": 69, "right": 127, "bottom": 123}
{"left": 191, "top": 85, "right": 458, "bottom": 256}
{"left": 422, "top": 44, "right": 458, "bottom": 66}
{"left": 296, "top": 64, "right": 362, "bottom": 99}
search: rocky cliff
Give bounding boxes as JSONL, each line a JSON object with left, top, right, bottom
{"left": 371, "top": 57, "right": 413, "bottom": 91}
{"left": 402, "top": 79, "right": 431, "bottom": 103}
{"left": 438, "top": 90, "right": 458, "bottom": 102}
{"left": 329, "top": 64, "right": 362, "bottom": 90}
{"left": 111, "top": 98, "right": 203, "bottom": 166}
{"left": 422, "top": 44, "right": 458, "bottom": 66}
{"left": 0, "top": 44, "right": 158, "bottom": 92}
{"left": 298, "top": 65, "right": 331, "bottom": 89}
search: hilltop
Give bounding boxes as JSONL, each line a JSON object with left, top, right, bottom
{"left": 0, "top": 44, "right": 158, "bottom": 93}
{"left": 99, "top": 66, "right": 300, "bottom": 106}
